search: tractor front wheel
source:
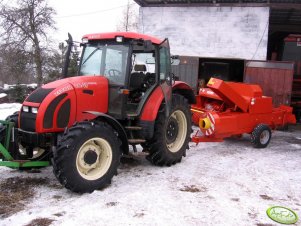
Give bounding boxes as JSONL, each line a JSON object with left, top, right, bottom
{"left": 5, "top": 111, "right": 19, "bottom": 127}
{"left": 5, "top": 111, "right": 50, "bottom": 162}
{"left": 52, "top": 121, "right": 121, "bottom": 193}
{"left": 251, "top": 124, "right": 272, "bottom": 148}
{"left": 146, "top": 94, "right": 191, "bottom": 166}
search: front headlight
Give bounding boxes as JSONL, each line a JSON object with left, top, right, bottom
{"left": 31, "top": 107, "right": 38, "bottom": 114}
{"left": 23, "top": 106, "right": 29, "bottom": 112}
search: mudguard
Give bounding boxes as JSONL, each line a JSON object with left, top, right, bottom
{"left": 83, "top": 111, "right": 129, "bottom": 155}
{"left": 140, "top": 81, "right": 195, "bottom": 122}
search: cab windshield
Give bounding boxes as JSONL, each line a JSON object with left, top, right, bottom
{"left": 79, "top": 43, "right": 129, "bottom": 85}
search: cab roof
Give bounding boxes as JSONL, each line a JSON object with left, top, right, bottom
{"left": 82, "top": 32, "right": 162, "bottom": 45}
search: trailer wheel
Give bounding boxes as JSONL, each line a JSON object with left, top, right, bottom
{"left": 251, "top": 124, "right": 271, "bottom": 148}
{"left": 53, "top": 121, "right": 121, "bottom": 193}
{"left": 146, "top": 94, "right": 191, "bottom": 166}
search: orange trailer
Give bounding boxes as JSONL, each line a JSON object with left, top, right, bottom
{"left": 191, "top": 78, "right": 296, "bottom": 148}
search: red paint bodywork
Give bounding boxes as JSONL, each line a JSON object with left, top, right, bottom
{"left": 192, "top": 78, "right": 296, "bottom": 143}
{"left": 83, "top": 32, "right": 162, "bottom": 45}
{"left": 173, "top": 81, "right": 194, "bottom": 91}
{"left": 140, "top": 81, "right": 193, "bottom": 121}
{"left": 140, "top": 86, "right": 164, "bottom": 121}
{"left": 23, "top": 76, "right": 109, "bottom": 133}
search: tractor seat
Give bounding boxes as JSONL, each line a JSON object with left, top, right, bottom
{"left": 129, "top": 64, "right": 147, "bottom": 90}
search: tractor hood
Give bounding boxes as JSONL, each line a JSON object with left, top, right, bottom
{"left": 20, "top": 76, "right": 109, "bottom": 133}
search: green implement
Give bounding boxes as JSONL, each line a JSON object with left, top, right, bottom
{"left": 0, "top": 120, "right": 50, "bottom": 168}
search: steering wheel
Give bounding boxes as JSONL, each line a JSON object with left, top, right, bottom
{"left": 108, "top": 69, "right": 122, "bottom": 77}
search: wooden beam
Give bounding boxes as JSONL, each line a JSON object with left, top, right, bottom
{"left": 269, "top": 24, "right": 301, "bottom": 33}
{"left": 133, "top": 0, "right": 147, "bottom": 7}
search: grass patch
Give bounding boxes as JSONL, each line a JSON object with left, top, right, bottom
{"left": 24, "top": 217, "right": 54, "bottom": 226}
{"left": 179, "top": 185, "right": 207, "bottom": 193}
{"left": 260, "top": 194, "right": 274, "bottom": 200}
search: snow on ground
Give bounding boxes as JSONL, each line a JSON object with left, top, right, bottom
{"left": 0, "top": 93, "right": 7, "bottom": 99}
{"left": 0, "top": 103, "right": 21, "bottom": 120}
{"left": 0, "top": 104, "right": 300, "bottom": 226}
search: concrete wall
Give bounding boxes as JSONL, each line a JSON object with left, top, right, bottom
{"left": 139, "top": 7, "right": 269, "bottom": 60}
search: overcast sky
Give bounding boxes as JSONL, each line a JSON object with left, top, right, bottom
{"left": 49, "top": 0, "right": 139, "bottom": 43}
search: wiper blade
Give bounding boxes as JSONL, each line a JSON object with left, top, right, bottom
{"left": 82, "top": 47, "right": 102, "bottom": 65}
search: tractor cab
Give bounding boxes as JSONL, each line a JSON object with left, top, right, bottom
{"left": 77, "top": 32, "right": 173, "bottom": 119}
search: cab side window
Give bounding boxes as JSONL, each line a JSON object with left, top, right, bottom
{"left": 159, "top": 47, "right": 171, "bottom": 81}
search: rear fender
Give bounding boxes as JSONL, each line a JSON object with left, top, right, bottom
{"left": 140, "top": 86, "right": 164, "bottom": 121}
{"left": 140, "top": 82, "right": 195, "bottom": 140}
{"left": 172, "top": 81, "right": 196, "bottom": 104}
{"left": 140, "top": 82, "right": 195, "bottom": 122}
{"left": 84, "top": 111, "right": 129, "bottom": 155}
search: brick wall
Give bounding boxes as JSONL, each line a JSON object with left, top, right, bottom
{"left": 139, "top": 7, "right": 269, "bottom": 60}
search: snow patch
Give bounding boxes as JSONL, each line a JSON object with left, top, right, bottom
{"left": 290, "top": 144, "right": 301, "bottom": 149}
{"left": 0, "top": 93, "right": 7, "bottom": 98}
{"left": 3, "top": 83, "right": 37, "bottom": 90}
{"left": 0, "top": 104, "right": 300, "bottom": 225}
{"left": 0, "top": 103, "right": 21, "bottom": 120}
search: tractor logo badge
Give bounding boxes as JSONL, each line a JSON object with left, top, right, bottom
{"left": 266, "top": 206, "right": 298, "bottom": 224}
{"left": 54, "top": 85, "right": 73, "bottom": 96}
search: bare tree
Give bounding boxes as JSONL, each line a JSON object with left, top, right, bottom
{"left": 117, "top": 0, "right": 138, "bottom": 32}
{"left": 0, "top": 44, "right": 34, "bottom": 84}
{"left": 0, "top": 0, "right": 56, "bottom": 86}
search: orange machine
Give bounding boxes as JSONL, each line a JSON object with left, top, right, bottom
{"left": 191, "top": 78, "right": 296, "bottom": 148}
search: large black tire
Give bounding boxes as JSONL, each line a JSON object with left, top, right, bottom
{"left": 146, "top": 94, "right": 191, "bottom": 166}
{"left": 251, "top": 124, "right": 272, "bottom": 148}
{"left": 52, "top": 121, "right": 122, "bottom": 193}
{"left": 5, "top": 111, "right": 19, "bottom": 127}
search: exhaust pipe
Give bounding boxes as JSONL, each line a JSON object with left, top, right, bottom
{"left": 62, "top": 33, "right": 73, "bottom": 78}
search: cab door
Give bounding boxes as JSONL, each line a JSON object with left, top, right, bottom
{"left": 104, "top": 45, "right": 130, "bottom": 119}
{"left": 159, "top": 39, "right": 173, "bottom": 116}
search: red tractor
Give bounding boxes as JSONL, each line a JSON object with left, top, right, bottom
{"left": 1, "top": 32, "right": 195, "bottom": 193}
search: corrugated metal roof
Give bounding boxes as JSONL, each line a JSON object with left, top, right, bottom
{"left": 271, "top": 8, "right": 301, "bottom": 26}
{"left": 134, "top": 0, "right": 301, "bottom": 7}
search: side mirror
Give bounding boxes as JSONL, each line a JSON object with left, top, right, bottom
{"left": 171, "top": 59, "right": 180, "bottom": 65}
{"left": 171, "top": 55, "right": 180, "bottom": 65}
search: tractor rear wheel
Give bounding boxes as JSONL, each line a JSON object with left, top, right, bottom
{"left": 251, "top": 124, "right": 272, "bottom": 148}
{"left": 146, "top": 94, "right": 191, "bottom": 166}
{"left": 52, "top": 121, "right": 121, "bottom": 193}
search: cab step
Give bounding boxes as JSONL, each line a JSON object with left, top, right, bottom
{"left": 127, "top": 113, "right": 139, "bottom": 119}
{"left": 128, "top": 139, "right": 146, "bottom": 144}
{"left": 125, "top": 126, "right": 142, "bottom": 130}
